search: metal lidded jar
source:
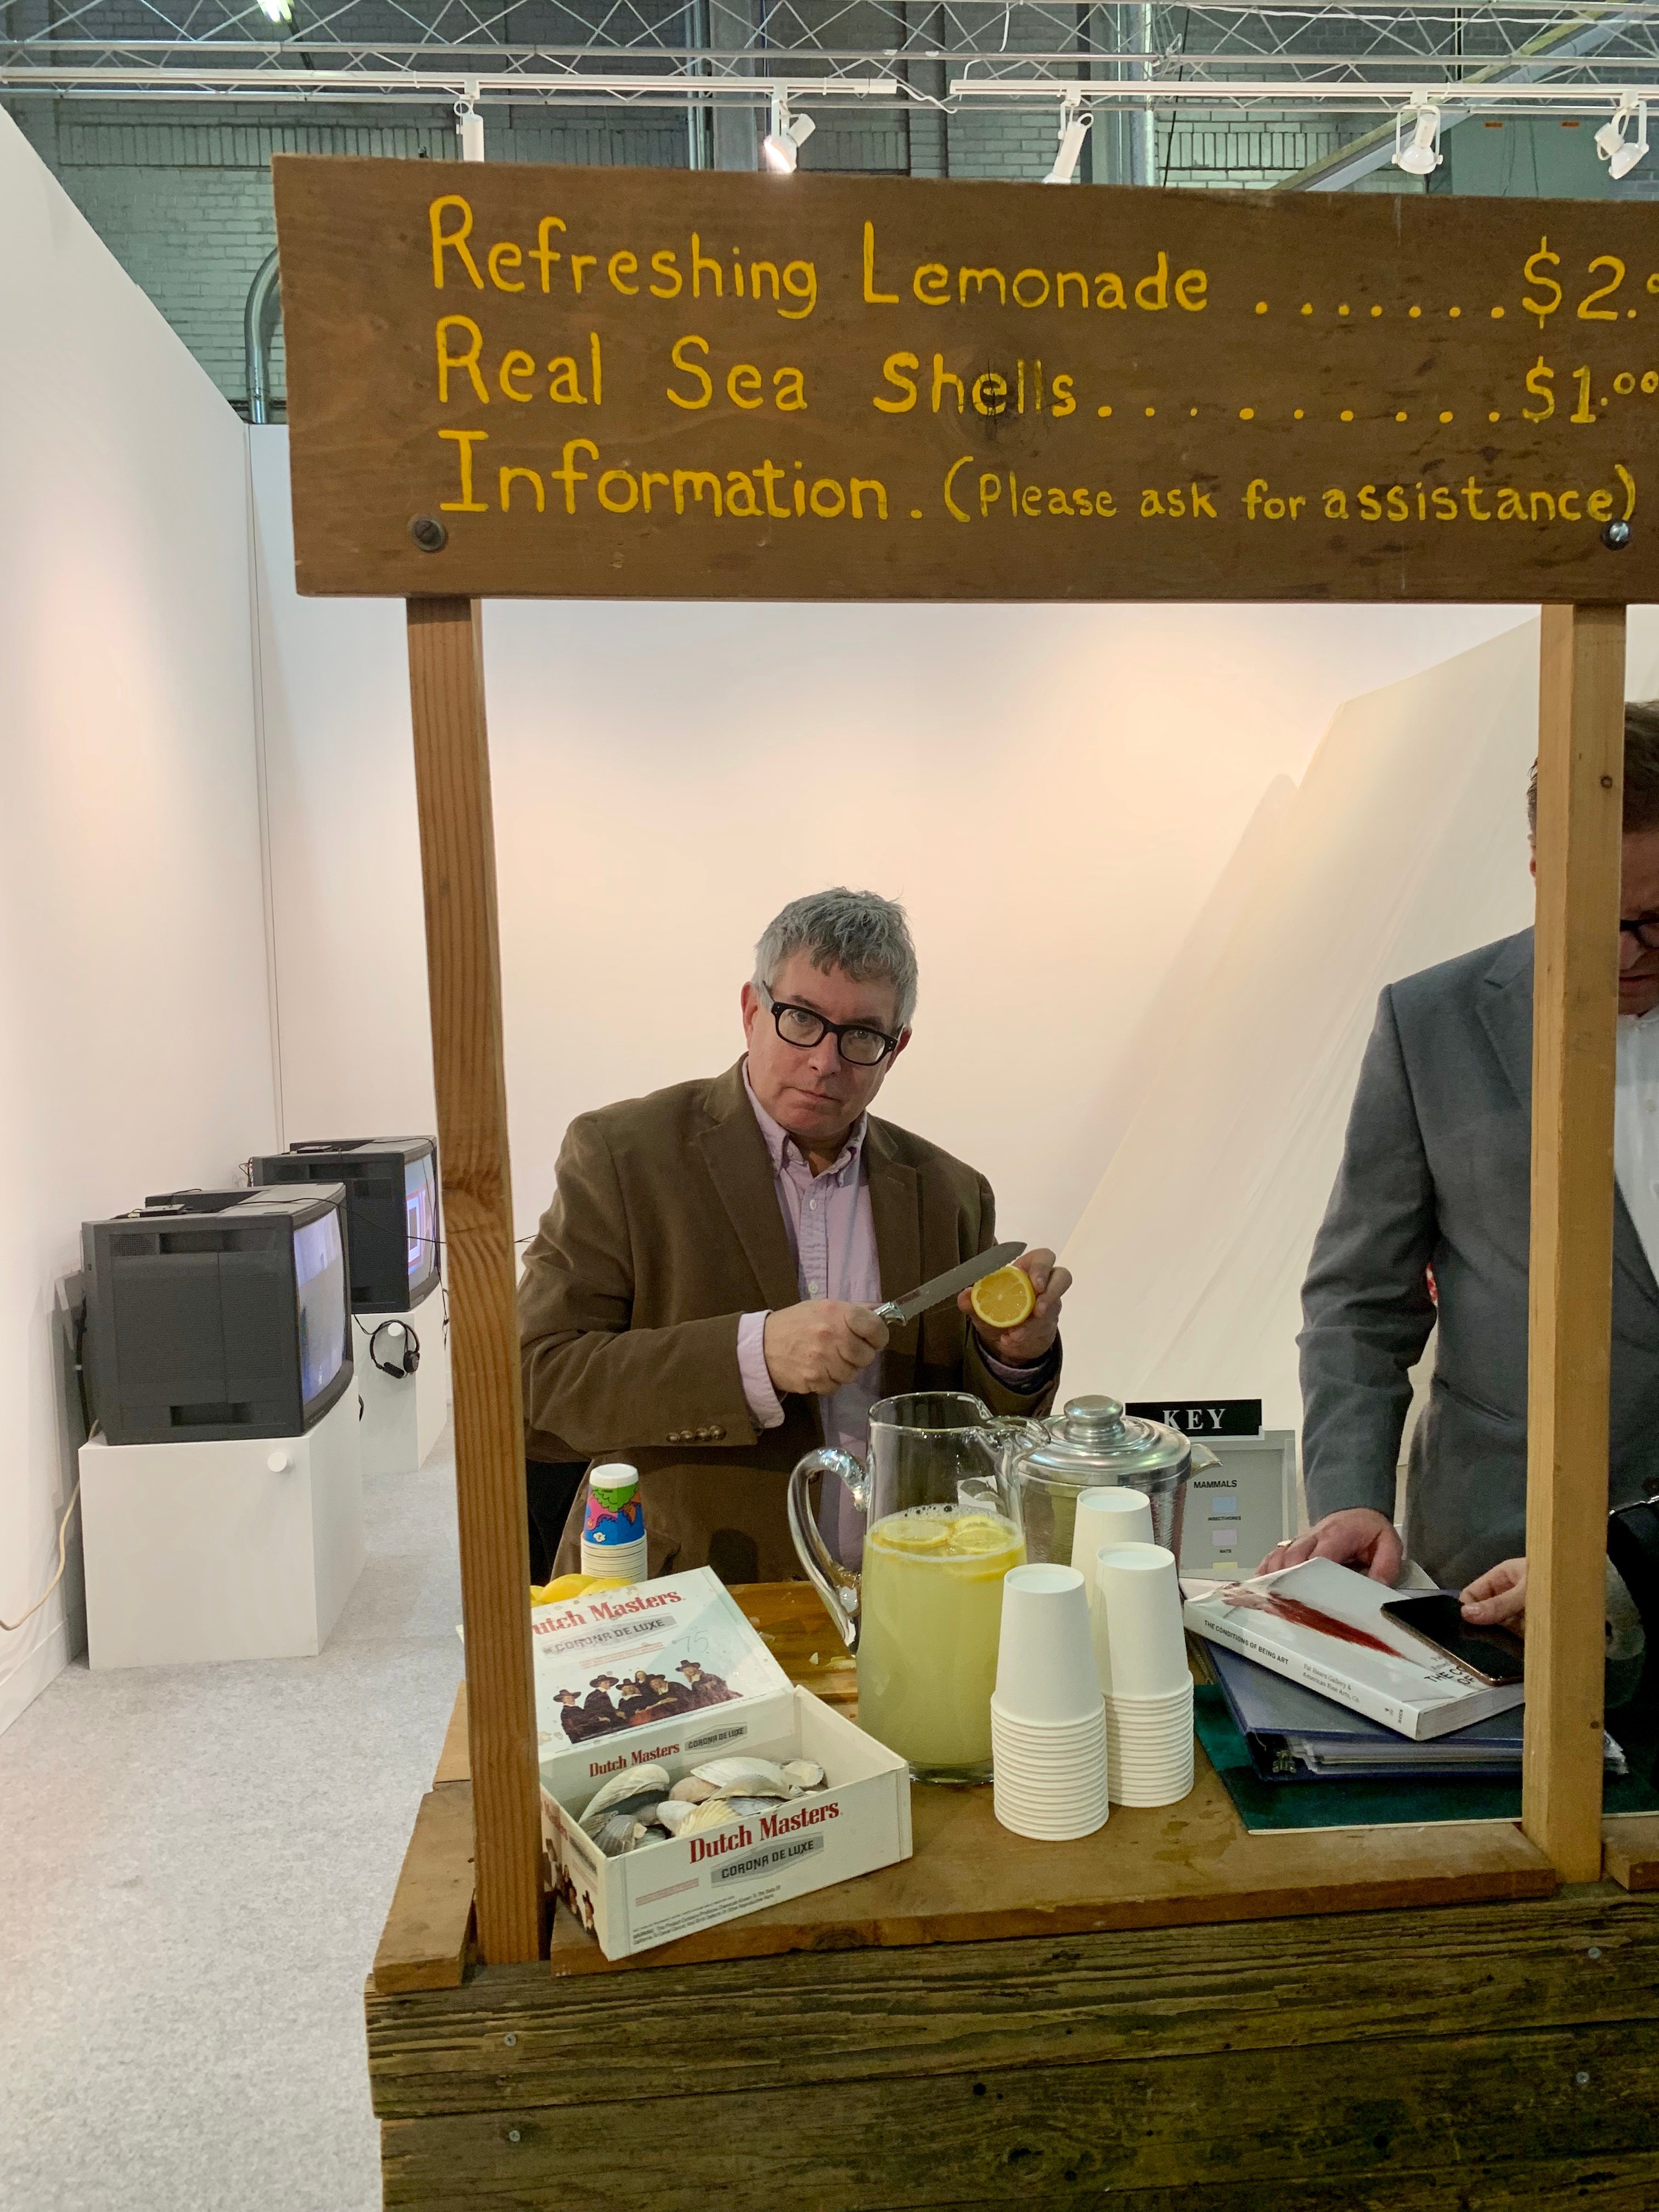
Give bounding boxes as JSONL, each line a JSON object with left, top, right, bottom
{"left": 1010, "top": 1395, "right": 1200, "bottom": 1567}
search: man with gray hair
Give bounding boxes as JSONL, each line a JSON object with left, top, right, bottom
{"left": 519, "top": 888, "right": 1069, "bottom": 1584}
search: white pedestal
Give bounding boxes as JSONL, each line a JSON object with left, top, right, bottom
{"left": 81, "top": 1383, "right": 365, "bottom": 1669}
{"left": 353, "top": 1285, "right": 449, "bottom": 1479}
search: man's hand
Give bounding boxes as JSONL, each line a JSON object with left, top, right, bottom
{"left": 959, "top": 1248, "right": 1071, "bottom": 1366}
{"left": 1461, "top": 1556, "right": 1527, "bottom": 1633}
{"left": 763, "top": 1301, "right": 888, "bottom": 1397}
{"left": 1257, "top": 1508, "right": 1404, "bottom": 1584}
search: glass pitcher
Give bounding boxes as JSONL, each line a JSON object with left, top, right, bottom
{"left": 787, "top": 1391, "right": 1034, "bottom": 1784}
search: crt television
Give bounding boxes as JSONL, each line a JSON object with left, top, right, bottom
{"left": 82, "top": 1186, "right": 353, "bottom": 1446}
{"left": 247, "top": 1137, "right": 439, "bottom": 1315}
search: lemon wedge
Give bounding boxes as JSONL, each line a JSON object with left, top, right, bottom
{"left": 969, "top": 1264, "right": 1036, "bottom": 1330}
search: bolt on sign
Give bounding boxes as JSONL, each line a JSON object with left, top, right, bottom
{"left": 273, "top": 156, "right": 1659, "bottom": 603}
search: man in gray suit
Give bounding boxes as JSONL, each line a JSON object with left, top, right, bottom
{"left": 1265, "top": 703, "right": 1659, "bottom": 1625}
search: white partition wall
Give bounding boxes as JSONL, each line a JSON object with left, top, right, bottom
{"left": 0, "top": 114, "right": 278, "bottom": 1732}
{"left": 249, "top": 427, "right": 1525, "bottom": 1259}
{"left": 1059, "top": 610, "right": 1659, "bottom": 1432}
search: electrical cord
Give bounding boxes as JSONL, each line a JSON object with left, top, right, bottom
{"left": 1, "top": 1475, "right": 83, "bottom": 1633}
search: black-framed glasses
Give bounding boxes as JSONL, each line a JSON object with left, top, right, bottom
{"left": 1622, "top": 917, "right": 1659, "bottom": 953}
{"left": 759, "top": 984, "right": 901, "bottom": 1067}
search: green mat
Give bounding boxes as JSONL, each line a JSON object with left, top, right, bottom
{"left": 1193, "top": 1684, "right": 1659, "bottom": 1832}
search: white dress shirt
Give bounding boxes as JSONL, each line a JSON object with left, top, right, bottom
{"left": 1615, "top": 1006, "right": 1659, "bottom": 1284}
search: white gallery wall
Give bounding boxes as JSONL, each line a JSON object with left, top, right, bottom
{"left": 0, "top": 114, "right": 278, "bottom": 1734}
{"left": 1060, "top": 608, "right": 1659, "bottom": 1434}
{"left": 250, "top": 427, "right": 1524, "bottom": 1261}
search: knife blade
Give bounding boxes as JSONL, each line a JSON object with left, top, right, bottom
{"left": 873, "top": 1241, "right": 1026, "bottom": 1327}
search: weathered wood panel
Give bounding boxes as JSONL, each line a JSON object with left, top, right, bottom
{"left": 372, "top": 1786, "right": 477, "bottom": 1996}
{"left": 275, "top": 161, "right": 1659, "bottom": 605}
{"left": 1605, "top": 1813, "right": 1659, "bottom": 1890}
{"left": 407, "top": 597, "right": 541, "bottom": 1965}
{"left": 1524, "top": 602, "right": 1627, "bottom": 1881}
{"left": 367, "top": 1893, "right": 1659, "bottom": 2119}
{"left": 377, "top": 2015, "right": 1659, "bottom": 2211}
{"left": 921, "top": 2162, "right": 1659, "bottom": 2212}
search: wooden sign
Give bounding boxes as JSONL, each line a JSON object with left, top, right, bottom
{"left": 274, "top": 157, "right": 1659, "bottom": 603}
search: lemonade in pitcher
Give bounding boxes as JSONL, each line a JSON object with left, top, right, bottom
{"left": 856, "top": 1505, "right": 1026, "bottom": 1782}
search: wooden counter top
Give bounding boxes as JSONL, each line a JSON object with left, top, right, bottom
{"left": 380, "top": 1581, "right": 1569, "bottom": 1993}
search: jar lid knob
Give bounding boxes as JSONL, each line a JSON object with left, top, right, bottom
{"left": 1064, "top": 1393, "right": 1125, "bottom": 1437}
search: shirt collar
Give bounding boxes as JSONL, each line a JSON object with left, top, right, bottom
{"left": 742, "top": 1060, "right": 867, "bottom": 1181}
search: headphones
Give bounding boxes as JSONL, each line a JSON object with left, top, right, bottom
{"left": 366, "top": 1318, "right": 421, "bottom": 1380}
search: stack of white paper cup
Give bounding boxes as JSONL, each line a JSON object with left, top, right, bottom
{"left": 990, "top": 1563, "right": 1109, "bottom": 1841}
{"left": 1093, "top": 1542, "right": 1195, "bottom": 1808}
{"left": 1070, "top": 1486, "right": 1155, "bottom": 1582}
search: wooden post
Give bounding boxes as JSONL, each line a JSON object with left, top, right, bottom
{"left": 1522, "top": 601, "right": 1626, "bottom": 1884}
{"left": 406, "top": 596, "right": 543, "bottom": 1963}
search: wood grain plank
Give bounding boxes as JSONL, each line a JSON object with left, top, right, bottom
{"left": 435, "top": 1684, "right": 470, "bottom": 1788}
{"left": 1525, "top": 602, "right": 1627, "bottom": 1883}
{"left": 407, "top": 596, "right": 541, "bottom": 1965}
{"left": 1605, "top": 1813, "right": 1659, "bottom": 1891}
{"left": 538, "top": 1746, "right": 1553, "bottom": 1975}
{"left": 915, "top": 2160, "right": 1659, "bottom": 2212}
{"left": 365, "top": 1892, "right": 1659, "bottom": 2119}
{"left": 377, "top": 2016, "right": 1659, "bottom": 2211}
{"left": 373, "top": 1786, "right": 477, "bottom": 1995}
{"left": 274, "top": 162, "right": 1659, "bottom": 608}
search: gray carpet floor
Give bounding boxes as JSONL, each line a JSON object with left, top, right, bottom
{"left": 0, "top": 1430, "right": 464, "bottom": 2212}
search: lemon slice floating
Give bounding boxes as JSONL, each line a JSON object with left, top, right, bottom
{"left": 945, "top": 1513, "right": 1017, "bottom": 1555}
{"left": 969, "top": 1263, "right": 1036, "bottom": 1330}
{"left": 876, "top": 1514, "right": 953, "bottom": 1553}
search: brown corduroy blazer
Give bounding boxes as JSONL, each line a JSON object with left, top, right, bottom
{"left": 518, "top": 1061, "right": 1060, "bottom": 1583}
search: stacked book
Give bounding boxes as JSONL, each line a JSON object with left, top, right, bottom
{"left": 1182, "top": 1556, "right": 1624, "bottom": 1781}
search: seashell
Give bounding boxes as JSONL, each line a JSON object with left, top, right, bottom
{"left": 724, "top": 1795, "right": 787, "bottom": 1816}
{"left": 781, "top": 1759, "right": 825, "bottom": 1792}
{"left": 586, "top": 1810, "right": 650, "bottom": 1858}
{"left": 690, "top": 1757, "right": 793, "bottom": 1799}
{"left": 652, "top": 1798, "right": 696, "bottom": 1836}
{"left": 677, "top": 1797, "right": 740, "bottom": 1835}
{"left": 582, "top": 1764, "right": 673, "bottom": 1824}
{"left": 668, "top": 1776, "right": 720, "bottom": 1804}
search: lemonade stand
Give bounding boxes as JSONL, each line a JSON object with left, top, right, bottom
{"left": 274, "top": 156, "right": 1659, "bottom": 2209}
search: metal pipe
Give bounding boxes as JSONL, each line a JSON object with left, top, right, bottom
{"left": 243, "top": 245, "right": 280, "bottom": 425}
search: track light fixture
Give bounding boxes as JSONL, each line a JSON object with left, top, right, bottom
{"left": 763, "top": 93, "right": 817, "bottom": 173}
{"left": 1044, "top": 96, "right": 1092, "bottom": 185}
{"left": 455, "top": 79, "right": 484, "bottom": 161}
{"left": 1392, "top": 95, "right": 1443, "bottom": 177}
{"left": 1596, "top": 93, "right": 1649, "bottom": 180}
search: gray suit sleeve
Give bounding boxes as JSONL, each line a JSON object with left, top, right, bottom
{"left": 1299, "top": 987, "right": 1438, "bottom": 1523}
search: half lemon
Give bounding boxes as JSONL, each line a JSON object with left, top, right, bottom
{"left": 969, "top": 1264, "right": 1036, "bottom": 1331}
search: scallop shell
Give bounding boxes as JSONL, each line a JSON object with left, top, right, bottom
{"left": 781, "top": 1759, "right": 825, "bottom": 1791}
{"left": 677, "top": 1797, "right": 740, "bottom": 1835}
{"left": 668, "top": 1776, "right": 720, "bottom": 1804}
{"left": 724, "top": 1795, "right": 787, "bottom": 1816}
{"left": 652, "top": 1798, "right": 696, "bottom": 1836}
{"left": 689, "top": 1757, "right": 792, "bottom": 1799}
{"left": 581, "top": 1764, "right": 673, "bottom": 1824}
{"left": 586, "top": 1810, "right": 651, "bottom": 1858}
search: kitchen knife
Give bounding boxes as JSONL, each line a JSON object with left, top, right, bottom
{"left": 872, "top": 1241, "right": 1027, "bottom": 1327}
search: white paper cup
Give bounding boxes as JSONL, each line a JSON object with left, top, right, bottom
{"left": 991, "top": 1695, "right": 1105, "bottom": 1737}
{"left": 1093, "top": 1543, "right": 1189, "bottom": 1697}
{"left": 994, "top": 1564, "right": 1102, "bottom": 1723}
{"left": 1070, "top": 1487, "right": 1155, "bottom": 1581}
{"left": 1109, "top": 1758, "right": 1194, "bottom": 1809}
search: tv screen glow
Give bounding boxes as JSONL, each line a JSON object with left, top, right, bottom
{"left": 294, "top": 1210, "right": 347, "bottom": 1407}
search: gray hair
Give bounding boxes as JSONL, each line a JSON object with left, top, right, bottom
{"left": 753, "top": 888, "right": 919, "bottom": 1029}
